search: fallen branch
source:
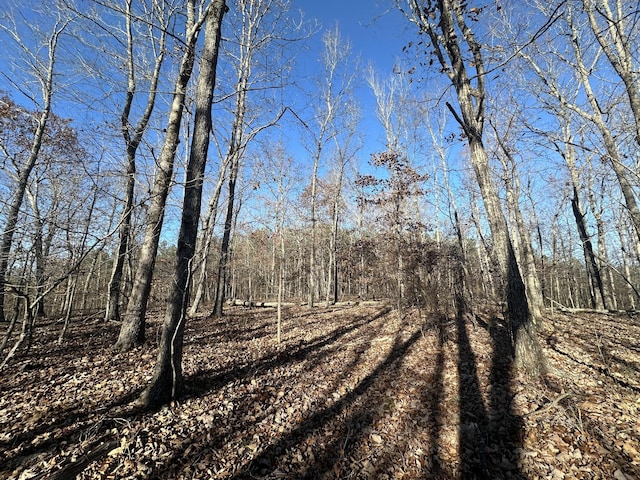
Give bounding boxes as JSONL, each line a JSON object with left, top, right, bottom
{"left": 525, "top": 393, "right": 571, "bottom": 419}
{"left": 38, "top": 437, "right": 118, "bottom": 480}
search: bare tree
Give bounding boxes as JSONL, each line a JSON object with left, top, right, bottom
{"left": 489, "top": 116, "right": 545, "bottom": 319}
{"left": 0, "top": 4, "right": 71, "bottom": 323}
{"left": 582, "top": 0, "right": 640, "bottom": 146}
{"left": 101, "top": 0, "right": 172, "bottom": 323}
{"left": 325, "top": 101, "right": 361, "bottom": 305}
{"left": 114, "top": 0, "right": 213, "bottom": 351}
{"left": 399, "top": 0, "right": 547, "bottom": 374}
{"left": 211, "top": 0, "right": 303, "bottom": 317}
{"left": 303, "top": 25, "right": 358, "bottom": 309}
{"left": 141, "top": 0, "right": 226, "bottom": 408}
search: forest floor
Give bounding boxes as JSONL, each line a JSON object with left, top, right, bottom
{"left": 1, "top": 302, "right": 639, "bottom": 480}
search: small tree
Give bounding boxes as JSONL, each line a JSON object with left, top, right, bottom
{"left": 356, "top": 150, "right": 428, "bottom": 315}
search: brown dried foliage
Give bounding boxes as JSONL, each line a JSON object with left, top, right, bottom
{"left": 1, "top": 305, "right": 639, "bottom": 479}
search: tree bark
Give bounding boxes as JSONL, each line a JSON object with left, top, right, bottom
{"left": 493, "top": 122, "right": 545, "bottom": 320}
{"left": 114, "top": 1, "right": 208, "bottom": 351}
{"left": 212, "top": 158, "right": 239, "bottom": 317}
{"left": 405, "top": 0, "right": 546, "bottom": 374}
{"left": 565, "top": 8, "right": 640, "bottom": 254}
{"left": 583, "top": 0, "right": 640, "bottom": 146}
{"left": 141, "top": 0, "right": 226, "bottom": 408}
{"left": 106, "top": 0, "right": 166, "bottom": 324}
{"left": 211, "top": 0, "right": 283, "bottom": 317}
{"left": 188, "top": 158, "right": 229, "bottom": 316}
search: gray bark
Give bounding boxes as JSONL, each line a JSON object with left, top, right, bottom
{"left": 565, "top": 8, "right": 640, "bottom": 253}
{"left": 583, "top": 0, "right": 640, "bottom": 146}
{"left": 115, "top": 1, "right": 209, "bottom": 351}
{"left": 405, "top": 0, "right": 546, "bottom": 374}
{"left": 141, "top": 0, "right": 226, "bottom": 408}
{"left": 492, "top": 121, "right": 545, "bottom": 319}
{"left": 106, "top": 0, "right": 167, "bottom": 323}
{"left": 188, "top": 158, "right": 229, "bottom": 316}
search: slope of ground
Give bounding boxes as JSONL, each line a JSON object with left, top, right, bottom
{"left": 0, "top": 304, "right": 638, "bottom": 479}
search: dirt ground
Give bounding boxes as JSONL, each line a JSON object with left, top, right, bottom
{"left": 1, "top": 303, "right": 639, "bottom": 479}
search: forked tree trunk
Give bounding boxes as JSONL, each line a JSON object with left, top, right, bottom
{"left": 141, "top": 0, "right": 226, "bottom": 408}
{"left": 106, "top": 0, "right": 166, "bottom": 324}
{"left": 114, "top": 1, "right": 207, "bottom": 351}
{"left": 493, "top": 123, "right": 544, "bottom": 320}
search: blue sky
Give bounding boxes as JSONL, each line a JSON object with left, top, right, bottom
{"left": 296, "top": 0, "right": 415, "bottom": 150}
{"left": 299, "top": 0, "right": 411, "bottom": 71}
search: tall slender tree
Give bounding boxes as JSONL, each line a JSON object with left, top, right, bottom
{"left": 104, "top": 0, "right": 170, "bottom": 323}
{"left": 141, "top": 0, "right": 226, "bottom": 408}
{"left": 399, "top": 0, "right": 546, "bottom": 373}
{"left": 304, "top": 25, "right": 358, "bottom": 308}
{"left": 0, "top": 5, "right": 71, "bottom": 323}
{"left": 582, "top": 0, "right": 640, "bottom": 146}
{"left": 115, "top": 0, "right": 213, "bottom": 351}
{"left": 211, "top": 0, "right": 302, "bottom": 316}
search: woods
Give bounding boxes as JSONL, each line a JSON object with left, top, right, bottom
{"left": 1, "top": 0, "right": 640, "bottom": 478}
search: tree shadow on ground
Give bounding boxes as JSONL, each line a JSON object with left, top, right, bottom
{"left": 141, "top": 306, "right": 394, "bottom": 477}
{"left": 148, "top": 304, "right": 526, "bottom": 479}
{"left": 183, "top": 306, "right": 393, "bottom": 396}
{"left": 229, "top": 328, "right": 425, "bottom": 479}
{"left": 457, "top": 311, "right": 525, "bottom": 480}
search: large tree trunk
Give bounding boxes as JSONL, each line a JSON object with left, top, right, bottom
{"left": 141, "top": 0, "right": 225, "bottom": 408}
{"left": 492, "top": 121, "right": 545, "bottom": 320}
{"left": 114, "top": 2, "right": 207, "bottom": 351}
{"left": 469, "top": 138, "right": 546, "bottom": 374}
{"left": 408, "top": 0, "right": 546, "bottom": 374}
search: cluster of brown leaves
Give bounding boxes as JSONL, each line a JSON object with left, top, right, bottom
{"left": 1, "top": 304, "right": 638, "bottom": 479}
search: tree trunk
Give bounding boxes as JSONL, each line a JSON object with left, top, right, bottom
{"left": 308, "top": 157, "right": 319, "bottom": 309}
{"left": 583, "top": 0, "right": 640, "bottom": 146}
{"left": 571, "top": 185, "right": 607, "bottom": 310}
{"left": 493, "top": 122, "right": 545, "bottom": 320}
{"left": 106, "top": 0, "right": 166, "bottom": 323}
{"left": 212, "top": 161, "right": 239, "bottom": 317}
{"left": 210, "top": 4, "right": 256, "bottom": 317}
{"left": 141, "top": 0, "right": 225, "bottom": 408}
{"left": 25, "top": 186, "right": 47, "bottom": 317}
{"left": 188, "top": 160, "right": 228, "bottom": 316}
{"left": 566, "top": 10, "right": 640, "bottom": 254}
{"left": 409, "top": 0, "right": 546, "bottom": 374}
{"left": 114, "top": 2, "right": 206, "bottom": 351}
